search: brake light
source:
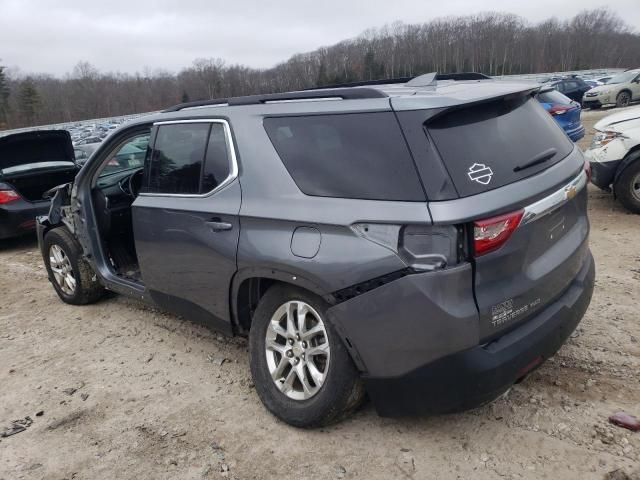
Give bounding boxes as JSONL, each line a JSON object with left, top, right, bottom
{"left": 0, "top": 189, "right": 21, "bottom": 204}
{"left": 584, "top": 158, "right": 592, "bottom": 182}
{"left": 473, "top": 209, "right": 524, "bottom": 256}
{"left": 548, "top": 104, "right": 570, "bottom": 116}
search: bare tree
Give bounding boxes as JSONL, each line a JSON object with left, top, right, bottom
{"left": 2, "top": 8, "right": 639, "bottom": 129}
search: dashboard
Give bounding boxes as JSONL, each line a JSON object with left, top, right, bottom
{"left": 93, "top": 168, "right": 143, "bottom": 236}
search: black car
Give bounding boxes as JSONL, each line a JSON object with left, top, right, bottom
{"left": 551, "top": 77, "right": 592, "bottom": 103}
{"left": 0, "top": 130, "right": 78, "bottom": 239}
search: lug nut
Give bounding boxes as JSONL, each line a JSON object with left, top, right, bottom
{"left": 286, "top": 350, "right": 293, "bottom": 358}
{"left": 293, "top": 358, "right": 300, "bottom": 365}
{"left": 296, "top": 334, "right": 300, "bottom": 341}
{"left": 288, "top": 338, "right": 294, "bottom": 345}
{"left": 301, "top": 341, "right": 307, "bottom": 349}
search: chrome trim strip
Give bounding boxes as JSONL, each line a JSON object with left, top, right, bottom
{"left": 139, "top": 119, "right": 238, "bottom": 199}
{"left": 520, "top": 170, "right": 587, "bottom": 226}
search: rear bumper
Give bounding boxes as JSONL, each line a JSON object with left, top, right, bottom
{"left": 0, "top": 199, "right": 49, "bottom": 239}
{"left": 363, "top": 251, "right": 595, "bottom": 417}
{"left": 565, "top": 124, "right": 585, "bottom": 142}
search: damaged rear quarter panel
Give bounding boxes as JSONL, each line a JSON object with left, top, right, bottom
{"left": 326, "top": 263, "right": 480, "bottom": 378}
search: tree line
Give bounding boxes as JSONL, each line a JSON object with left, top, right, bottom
{"left": 0, "top": 8, "right": 638, "bottom": 129}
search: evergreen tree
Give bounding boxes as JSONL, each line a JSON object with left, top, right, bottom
{"left": 0, "top": 64, "right": 9, "bottom": 127}
{"left": 181, "top": 90, "right": 190, "bottom": 103}
{"left": 18, "top": 77, "right": 40, "bottom": 126}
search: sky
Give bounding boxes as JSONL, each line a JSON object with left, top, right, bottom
{"left": 1, "top": 0, "right": 637, "bottom": 76}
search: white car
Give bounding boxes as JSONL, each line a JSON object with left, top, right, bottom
{"left": 585, "top": 106, "right": 640, "bottom": 213}
{"left": 582, "top": 69, "right": 640, "bottom": 109}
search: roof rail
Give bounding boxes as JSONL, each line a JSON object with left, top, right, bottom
{"left": 162, "top": 87, "right": 387, "bottom": 112}
{"left": 306, "top": 72, "right": 491, "bottom": 90}
{"left": 163, "top": 98, "right": 229, "bottom": 113}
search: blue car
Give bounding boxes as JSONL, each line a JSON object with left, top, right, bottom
{"left": 536, "top": 86, "right": 585, "bottom": 142}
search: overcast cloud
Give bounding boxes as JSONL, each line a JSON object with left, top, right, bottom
{"left": 1, "top": 0, "right": 637, "bottom": 76}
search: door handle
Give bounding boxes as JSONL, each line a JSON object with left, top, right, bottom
{"left": 205, "top": 219, "right": 233, "bottom": 232}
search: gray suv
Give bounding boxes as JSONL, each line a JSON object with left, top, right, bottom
{"left": 37, "top": 74, "right": 595, "bottom": 427}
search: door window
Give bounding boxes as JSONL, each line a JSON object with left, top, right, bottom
{"left": 146, "top": 122, "right": 233, "bottom": 195}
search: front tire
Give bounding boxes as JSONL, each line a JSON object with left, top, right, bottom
{"left": 43, "top": 227, "right": 105, "bottom": 304}
{"left": 615, "top": 159, "right": 640, "bottom": 214}
{"left": 249, "top": 285, "right": 364, "bottom": 428}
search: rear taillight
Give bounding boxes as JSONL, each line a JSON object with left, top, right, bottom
{"left": 352, "top": 222, "right": 464, "bottom": 271}
{"left": 584, "top": 158, "right": 592, "bottom": 182}
{"left": 0, "top": 189, "right": 21, "bottom": 204}
{"left": 473, "top": 209, "right": 524, "bottom": 256}
{"left": 548, "top": 104, "right": 570, "bottom": 116}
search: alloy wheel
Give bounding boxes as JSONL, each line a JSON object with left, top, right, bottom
{"left": 619, "top": 92, "right": 630, "bottom": 107}
{"left": 632, "top": 172, "right": 640, "bottom": 202}
{"left": 49, "top": 244, "right": 76, "bottom": 295}
{"left": 265, "top": 300, "right": 330, "bottom": 401}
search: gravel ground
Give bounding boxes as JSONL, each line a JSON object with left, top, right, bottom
{"left": 1, "top": 108, "right": 639, "bottom": 480}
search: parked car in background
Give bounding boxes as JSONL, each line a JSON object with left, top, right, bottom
{"left": 582, "top": 69, "right": 640, "bottom": 109}
{"left": 0, "top": 130, "right": 78, "bottom": 239}
{"left": 536, "top": 86, "right": 585, "bottom": 141}
{"left": 585, "top": 106, "right": 640, "bottom": 213}
{"left": 550, "top": 77, "right": 592, "bottom": 103}
{"left": 74, "top": 143, "right": 100, "bottom": 166}
{"left": 36, "top": 74, "right": 594, "bottom": 427}
{"left": 584, "top": 80, "right": 601, "bottom": 88}
{"left": 597, "top": 76, "right": 613, "bottom": 85}
{"left": 75, "top": 136, "right": 102, "bottom": 146}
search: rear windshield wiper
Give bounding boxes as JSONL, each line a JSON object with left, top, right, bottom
{"left": 514, "top": 148, "right": 557, "bottom": 172}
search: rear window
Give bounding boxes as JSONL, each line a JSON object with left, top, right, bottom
{"left": 426, "top": 96, "right": 573, "bottom": 197}
{"left": 538, "top": 89, "right": 572, "bottom": 105}
{"left": 264, "top": 112, "right": 425, "bottom": 201}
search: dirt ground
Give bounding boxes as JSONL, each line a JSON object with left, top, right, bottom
{"left": 1, "top": 108, "right": 639, "bottom": 480}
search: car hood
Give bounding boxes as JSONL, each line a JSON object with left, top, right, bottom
{"left": 586, "top": 84, "right": 621, "bottom": 95}
{"left": 594, "top": 106, "right": 640, "bottom": 130}
{"left": 0, "top": 130, "right": 75, "bottom": 170}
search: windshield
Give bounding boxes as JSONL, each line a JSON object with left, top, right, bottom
{"left": 607, "top": 72, "right": 638, "bottom": 85}
{"left": 98, "top": 133, "right": 149, "bottom": 178}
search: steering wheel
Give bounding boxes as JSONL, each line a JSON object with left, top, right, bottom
{"left": 118, "top": 169, "right": 144, "bottom": 198}
{"left": 128, "top": 169, "right": 144, "bottom": 198}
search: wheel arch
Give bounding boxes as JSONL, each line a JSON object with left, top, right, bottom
{"left": 230, "top": 268, "right": 336, "bottom": 335}
{"left": 613, "top": 146, "right": 640, "bottom": 190}
{"left": 617, "top": 88, "right": 633, "bottom": 101}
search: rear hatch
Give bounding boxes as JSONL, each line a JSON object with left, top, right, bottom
{"left": 0, "top": 130, "right": 77, "bottom": 202}
{"left": 394, "top": 87, "right": 589, "bottom": 341}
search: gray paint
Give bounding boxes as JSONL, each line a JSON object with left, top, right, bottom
{"left": 133, "top": 180, "right": 241, "bottom": 326}
{"left": 290, "top": 226, "right": 321, "bottom": 258}
{"left": 327, "top": 264, "right": 479, "bottom": 377}
{"left": 37, "top": 77, "right": 593, "bottom": 379}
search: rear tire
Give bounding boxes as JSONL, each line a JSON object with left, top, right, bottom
{"left": 616, "top": 91, "right": 631, "bottom": 108}
{"left": 43, "top": 227, "right": 105, "bottom": 304}
{"left": 249, "top": 284, "right": 364, "bottom": 428}
{"left": 614, "top": 158, "right": 640, "bottom": 214}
